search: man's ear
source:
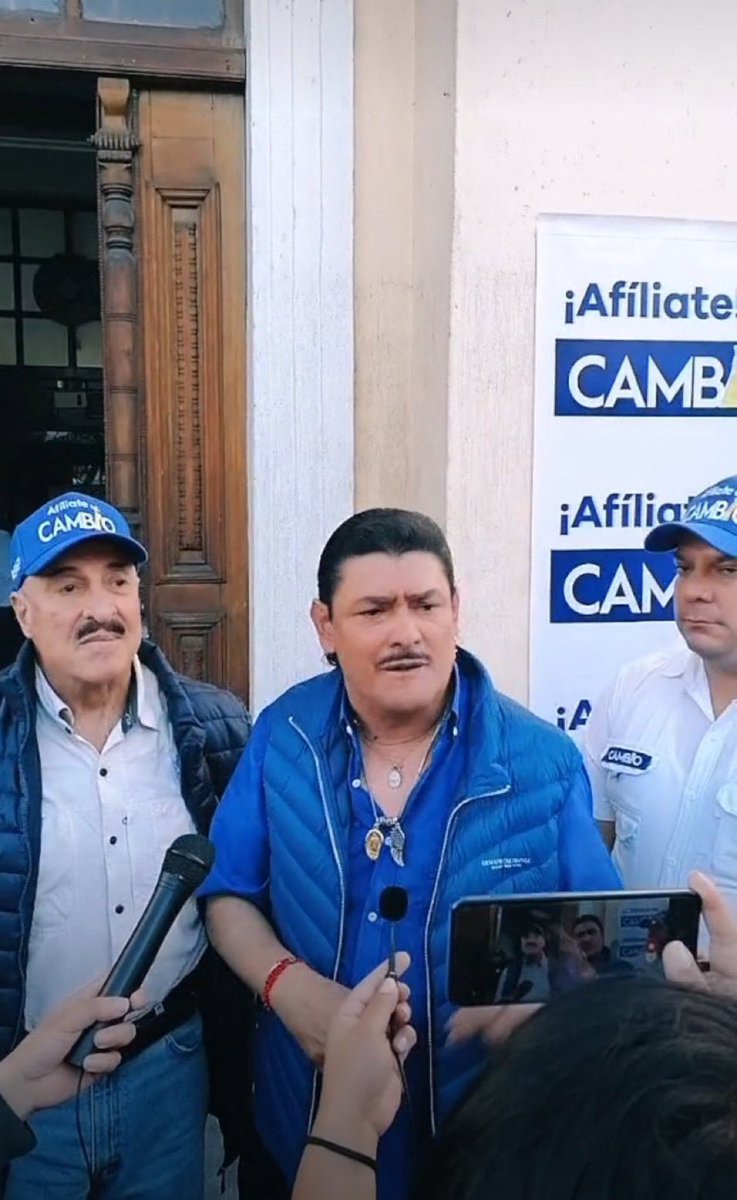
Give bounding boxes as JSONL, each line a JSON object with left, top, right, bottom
{"left": 310, "top": 599, "right": 336, "bottom": 656}
{"left": 10, "top": 590, "right": 31, "bottom": 639}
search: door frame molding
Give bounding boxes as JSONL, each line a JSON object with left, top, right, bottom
{"left": 92, "top": 77, "right": 143, "bottom": 547}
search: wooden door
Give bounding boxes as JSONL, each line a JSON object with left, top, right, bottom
{"left": 134, "top": 88, "right": 248, "bottom": 700}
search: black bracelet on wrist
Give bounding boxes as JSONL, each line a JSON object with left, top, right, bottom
{"left": 305, "top": 1135, "right": 377, "bottom": 1173}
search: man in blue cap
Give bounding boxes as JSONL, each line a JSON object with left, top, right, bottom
{"left": 0, "top": 493, "right": 251, "bottom": 1200}
{"left": 585, "top": 475, "right": 737, "bottom": 912}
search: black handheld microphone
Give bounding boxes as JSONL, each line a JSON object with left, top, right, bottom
{"left": 67, "top": 833, "right": 215, "bottom": 1069}
{"left": 379, "top": 886, "right": 409, "bottom": 979}
{"left": 378, "top": 885, "right": 412, "bottom": 1124}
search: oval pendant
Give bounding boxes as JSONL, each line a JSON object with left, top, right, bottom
{"left": 365, "top": 827, "right": 385, "bottom": 861}
{"left": 388, "top": 766, "right": 403, "bottom": 789}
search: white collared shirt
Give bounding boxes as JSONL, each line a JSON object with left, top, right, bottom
{"left": 584, "top": 644, "right": 737, "bottom": 911}
{"left": 25, "top": 658, "right": 206, "bottom": 1030}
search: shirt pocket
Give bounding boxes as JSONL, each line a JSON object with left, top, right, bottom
{"left": 598, "top": 745, "right": 658, "bottom": 849}
{"left": 714, "top": 784, "right": 737, "bottom": 870}
{"left": 135, "top": 792, "right": 198, "bottom": 896}
{"left": 33, "top": 805, "right": 76, "bottom": 931}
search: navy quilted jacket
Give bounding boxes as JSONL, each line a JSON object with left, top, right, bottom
{"left": 252, "top": 649, "right": 621, "bottom": 1182}
{"left": 0, "top": 638, "right": 251, "bottom": 1055}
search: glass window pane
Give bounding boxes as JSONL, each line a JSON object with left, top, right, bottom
{"left": 0, "top": 1, "right": 59, "bottom": 11}
{"left": 82, "top": 0, "right": 222, "bottom": 27}
{"left": 76, "top": 322, "right": 102, "bottom": 369}
{"left": 0, "top": 264, "right": 14, "bottom": 311}
{"left": 0, "top": 210, "right": 11, "bottom": 256}
{"left": 21, "top": 264, "right": 40, "bottom": 313}
{"left": 71, "top": 212, "right": 98, "bottom": 261}
{"left": 23, "top": 320, "right": 68, "bottom": 367}
{"left": 0, "top": 319, "right": 16, "bottom": 365}
{"left": 19, "top": 210, "right": 64, "bottom": 259}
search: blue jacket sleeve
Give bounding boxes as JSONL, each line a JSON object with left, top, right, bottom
{"left": 559, "top": 764, "right": 622, "bottom": 891}
{"left": 198, "top": 709, "right": 271, "bottom": 909}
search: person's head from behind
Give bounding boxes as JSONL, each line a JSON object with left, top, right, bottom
{"left": 645, "top": 475, "right": 737, "bottom": 672}
{"left": 9, "top": 493, "right": 147, "bottom": 696}
{"left": 520, "top": 922, "right": 546, "bottom": 963}
{"left": 311, "top": 508, "right": 459, "bottom": 724}
{"left": 573, "top": 913, "right": 605, "bottom": 961}
{"left": 426, "top": 977, "right": 737, "bottom": 1200}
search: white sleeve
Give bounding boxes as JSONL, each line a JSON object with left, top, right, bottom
{"left": 582, "top": 676, "right": 618, "bottom": 822}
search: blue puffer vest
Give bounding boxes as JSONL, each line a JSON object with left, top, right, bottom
{"left": 253, "top": 650, "right": 607, "bottom": 1182}
{"left": 0, "top": 639, "right": 251, "bottom": 1057}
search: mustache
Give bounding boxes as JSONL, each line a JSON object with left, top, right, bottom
{"left": 378, "top": 650, "right": 430, "bottom": 667}
{"left": 76, "top": 619, "right": 126, "bottom": 642}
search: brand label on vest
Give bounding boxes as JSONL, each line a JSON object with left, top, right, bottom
{"left": 601, "top": 745, "right": 654, "bottom": 773}
{"left": 482, "top": 856, "right": 533, "bottom": 871}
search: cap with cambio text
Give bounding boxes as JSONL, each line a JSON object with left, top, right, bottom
{"left": 645, "top": 475, "right": 737, "bottom": 558}
{"left": 9, "top": 492, "right": 148, "bottom": 590}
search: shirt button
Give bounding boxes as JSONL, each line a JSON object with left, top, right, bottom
{"left": 367, "top": 911, "right": 378, "bottom": 923}
{"left": 115, "top": 904, "right": 124, "bottom": 914}
{"left": 109, "top": 836, "right": 117, "bottom": 845}
{"left": 99, "top": 768, "right": 108, "bottom": 778}
{"left": 351, "top": 778, "right": 361, "bottom": 789}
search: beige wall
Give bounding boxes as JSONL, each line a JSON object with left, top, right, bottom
{"left": 354, "top": 0, "right": 455, "bottom": 523}
{"left": 355, "top": 0, "right": 737, "bottom": 700}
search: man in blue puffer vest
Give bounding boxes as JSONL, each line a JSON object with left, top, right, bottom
{"left": 203, "top": 509, "right": 620, "bottom": 1200}
{"left": 0, "top": 492, "right": 252, "bottom": 1200}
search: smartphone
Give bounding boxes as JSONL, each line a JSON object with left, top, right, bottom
{"left": 448, "top": 889, "right": 702, "bottom": 1006}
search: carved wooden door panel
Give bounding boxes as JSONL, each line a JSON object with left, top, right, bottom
{"left": 135, "top": 88, "right": 248, "bottom": 699}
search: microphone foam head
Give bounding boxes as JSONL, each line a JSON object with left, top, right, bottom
{"left": 379, "top": 886, "right": 409, "bottom": 923}
{"left": 163, "top": 834, "right": 215, "bottom": 889}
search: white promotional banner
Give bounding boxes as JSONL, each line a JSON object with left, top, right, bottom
{"left": 530, "top": 214, "right": 737, "bottom": 741}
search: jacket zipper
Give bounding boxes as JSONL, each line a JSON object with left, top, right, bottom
{"left": 12, "top": 698, "right": 41, "bottom": 1047}
{"left": 424, "top": 783, "right": 511, "bottom": 1137}
{"left": 288, "top": 717, "right": 347, "bottom": 1128}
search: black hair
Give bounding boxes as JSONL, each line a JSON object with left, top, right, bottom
{"left": 317, "top": 508, "right": 456, "bottom": 612}
{"left": 420, "top": 977, "right": 737, "bottom": 1200}
{"left": 573, "top": 913, "right": 604, "bottom": 935}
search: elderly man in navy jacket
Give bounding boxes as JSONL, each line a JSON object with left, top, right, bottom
{"left": 0, "top": 492, "right": 251, "bottom": 1200}
{"left": 204, "top": 508, "right": 619, "bottom": 1200}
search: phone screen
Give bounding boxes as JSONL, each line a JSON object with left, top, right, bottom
{"left": 448, "top": 890, "right": 702, "bottom": 1006}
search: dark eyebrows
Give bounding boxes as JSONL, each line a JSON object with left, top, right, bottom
{"left": 354, "top": 595, "right": 393, "bottom": 608}
{"left": 353, "top": 587, "right": 446, "bottom": 607}
{"left": 409, "top": 588, "right": 445, "bottom": 603}
{"left": 675, "top": 549, "right": 737, "bottom": 566}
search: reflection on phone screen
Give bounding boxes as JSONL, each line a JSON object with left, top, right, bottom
{"left": 450, "top": 893, "right": 700, "bottom": 1006}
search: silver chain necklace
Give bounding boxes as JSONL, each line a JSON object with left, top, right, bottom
{"left": 361, "top": 723, "right": 443, "bottom": 866}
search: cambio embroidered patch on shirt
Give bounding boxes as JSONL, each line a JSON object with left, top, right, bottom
{"left": 601, "top": 745, "right": 654, "bottom": 774}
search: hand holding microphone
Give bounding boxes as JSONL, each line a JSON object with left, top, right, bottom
{"left": 379, "top": 886, "right": 409, "bottom": 980}
{"left": 67, "top": 834, "right": 215, "bottom": 1069}
{"left": 317, "top": 954, "right": 416, "bottom": 1139}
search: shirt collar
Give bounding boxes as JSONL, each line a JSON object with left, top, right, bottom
{"left": 681, "top": 650, "right": 717, "bottom": 721}
{"left": 339, "top": 660, "right": 462, "bottom": 741}
{"left": 35, "top": 655, "right": 159, "bottom": 734}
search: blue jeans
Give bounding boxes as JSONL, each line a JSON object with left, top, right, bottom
{"left": 5, "top": 1013, "right": 208, "bottom": 1200}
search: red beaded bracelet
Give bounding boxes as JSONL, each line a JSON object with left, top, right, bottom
{"left": 262, "top": 955, "right": 303, "bottom": 1011}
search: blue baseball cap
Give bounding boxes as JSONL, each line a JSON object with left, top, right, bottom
{"left": 9, "top": 492, "right": 148, "bottom": 590}
{"left": 645, "top": 475, "right": 737, "bottom": 557}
